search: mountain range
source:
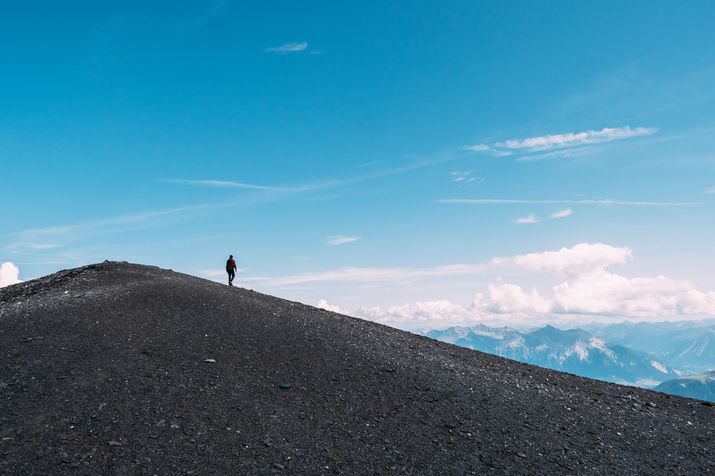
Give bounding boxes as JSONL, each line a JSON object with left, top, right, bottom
{"left": 426, "top": 325, "right": 681, "bottom": 387}
{"left": 655, "top": 371, "right": 715, "bottom": 402}
{"left": 587, "top": 321, "right": 715, "bottom": 373}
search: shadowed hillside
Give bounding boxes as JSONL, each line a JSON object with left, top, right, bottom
{"left": 1, "top": 262, "right": 713, "bottom": 475}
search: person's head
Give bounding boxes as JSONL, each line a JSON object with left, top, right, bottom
{"left": 229, "top": 255, "right": 233, "bottom": 258}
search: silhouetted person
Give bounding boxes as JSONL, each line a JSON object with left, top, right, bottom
{"left": 226, "top": 255, "right": 237, "bottom": 286}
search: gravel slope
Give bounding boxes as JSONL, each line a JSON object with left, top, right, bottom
{"left": 0, "top": 262, "right": 713, "bottom": 475}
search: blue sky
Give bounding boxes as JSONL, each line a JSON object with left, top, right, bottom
{"left": 2, "top": 1, "right": 715, "bottom": 328}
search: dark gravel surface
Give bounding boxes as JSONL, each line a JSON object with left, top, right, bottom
{"left": 0, "top": 262, "right": 713, "bottom": 475}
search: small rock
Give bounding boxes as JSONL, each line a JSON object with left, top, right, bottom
{"left": 278, "top": 383, "right": 293, "bottom": 390}
{"left": 108, "top": 440, "right": 122, "bottom": 446}
{"left": 274, "top": 463, "right": 285, "bottom": 470}
{"left": 204, "top": 359, "right": 216, "bottom": 363}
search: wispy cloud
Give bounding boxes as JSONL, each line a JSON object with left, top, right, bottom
{"left": 199, "top": 269, "right": 228, "bottom": 278}
{"left": 498, "top": 126, "right": 656, "bottom": 151}
{"left": 438, "top": 198, "right": 701, "bottom": 207}
{"left": 27, "top": 243, "right": 61, "bottom": 250}
{"left": 326, "top": 235, "right": 361, "bottom": 246}
{"left": 199, "top": 268, "right": 246, "bottom": 278}
{"left": 158, "top": 178, "right": 300, "bottom": 192}
{"left": 550, "top": 208, "right": 574, "bottom": 219}
{"left": 249, "top": 262, "right": 494, "bottom": 287}
{"left": 516, "top": 146, "right": 596, "bottom": 162}
{"left": 450, "top": 171, "right": 481, "bottom": 184}
{"left": 4, "top": 205, "right": 207, "bottom": 254}
{"left": 265, "top": 41, "right": 309, "bottom": 53}
{"left": 515, "top": 214, "right": 539, "bottom": 224}
{"left": 160, "top": 155, "right": 458, "bottom": 197}
{"left": 465, "top": 126, "right": 658, "bottom": 158}
{"left": 705, "top": 186, "right": 715, "bottom": 194}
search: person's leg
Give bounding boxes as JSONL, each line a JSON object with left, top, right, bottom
{"left": 228, "top": 270, "right": 235, "bottom": 285}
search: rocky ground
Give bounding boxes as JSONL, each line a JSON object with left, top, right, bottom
{"left": 0, "top": 262, "right": 713, "bottom": 475}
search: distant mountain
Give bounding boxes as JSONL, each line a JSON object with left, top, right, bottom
{"left": 589, "top": 322, "right": 715, "bottom": 373}
{"left": 655, "top": 371, "right": 715, "bottom": 403}
{"left": 427, "top": 324, "right": 680, "bottom": 386}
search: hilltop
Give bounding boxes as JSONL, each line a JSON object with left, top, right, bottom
{"left": 0, "top": 262, "right": 713, "bottom": 474}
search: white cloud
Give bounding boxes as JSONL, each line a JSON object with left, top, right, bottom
{"left": 512, "top": 243, "right": 633, "bottom": 278}
{"left": 508, "top": 243, "right": 715, "bottom": 317}
{"left": 551, "top": 270, "right": 691, "bottom": 315}
{"left": 317, "top": 299, "right": 343, "bottom": 313}
{"left": 515, "top": 214, "right": 539, "bottom": 224}
{"left": 353, "top": 300, "right": 472, "bottom": 328}
{"left": 265, "top": 42, "right": 308, "bottom": 53}
{"left": 464, "top": 144, "right": 492, "bottom": 152}
{"left": 706, "top": 186, "right": 715, "bottom": 194}
{"left": 326, "top": 235, "right": 361, "bottom": 246}
{"left": 486, "top": 283, "right": 553, "bottom": 314}
{"left": 549, "top": 208, "right": 574, "bottom": 219}
{"left": 0, "top": 262, "right": 22, "bottom": 287}
{"left": 499, "top": 127, "right": 656, "bottom": 151}
{"left": 466, "top": 126, "right": 657, "bottom": 157}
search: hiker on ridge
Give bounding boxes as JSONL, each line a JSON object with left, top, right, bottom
{"left": 226, "top": 255, "right": 237, "bottom": 286}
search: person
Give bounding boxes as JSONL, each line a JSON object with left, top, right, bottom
{"left": 226, "top": 255, "right": 237, "bottom": 286}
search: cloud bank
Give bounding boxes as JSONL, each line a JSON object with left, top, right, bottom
{"left": 312, "top": 243, "right": 715, "bottom": 329}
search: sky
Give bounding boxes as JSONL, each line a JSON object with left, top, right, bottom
{"left": 2, "top": 1, "right": 715, "bottom": 330}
